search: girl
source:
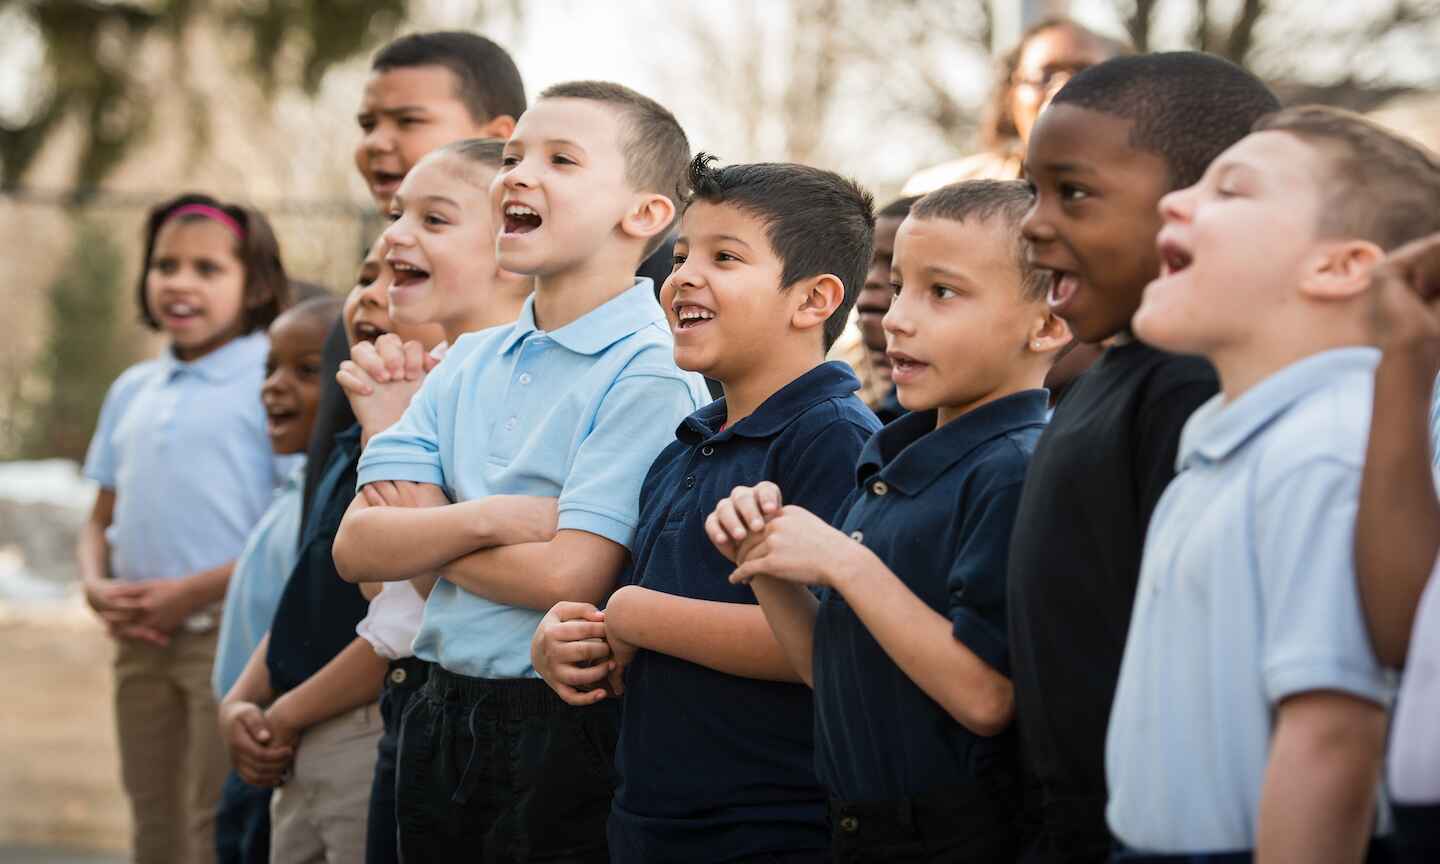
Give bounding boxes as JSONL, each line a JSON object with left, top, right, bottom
{"left": 218, "top": 235, "right": 444, "bottom": 864}
{"left": 79, "top": 193, "right": 292, "bottom": 864}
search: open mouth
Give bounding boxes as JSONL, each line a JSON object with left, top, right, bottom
{"left": 391, "top": 260, "right": 430, "bottom": 288}
{"left": 265, "top": 404, "right": 299, "bottom": 434}
{"left": 1047, "top": 269, "right": 1081, "bottom": 308}
{"left": 503, "top": 203, "right": 543, "bottom": 235}
{"left": 352, "top": 320, "right": 387, "bottom": 344}
{"left": 370, "top": 169, "right": 404, "bottom": 190}
{"left": 887, "top": 350, "right": 928, "bottom": 380}
{"left": 161, "top": 301, "right": 202, "bottom": 322}
{"left": 674, "top": 304, "right": 716, "bottom": 330}
{"left": 1158, "top": 237, "right": 1194, "bottom": 278}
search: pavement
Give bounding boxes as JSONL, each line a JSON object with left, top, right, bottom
{"left": 0, "top": 850, "right": 124, "bottom": 864}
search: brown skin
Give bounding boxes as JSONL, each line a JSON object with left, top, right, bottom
{"left": 1022, "top": 105, "right": 1173, "bottom": 344}
{"left": 261, "top": 310, "right": 329, "bottom": 455}
{"left": 856, "top": 215, "right": 906, "bottom": 380}
{"left": 1009, "top": 25, "right": 1117, "bottom": 146}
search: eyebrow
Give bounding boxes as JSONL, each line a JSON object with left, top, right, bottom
{"left": 676, "top": 233, "right": 755, "bottom": 249}
{"left": 418, "top": 194, "right": 461, "bottom": 208}
{"left": 358, "top": 105, "right": 432, "bottom": 118}
{"left": 922, "top": 264, "right": 973, "bottom": 281}
{"left": 1033, "top": 160, "right": 1097, "bottom": 176}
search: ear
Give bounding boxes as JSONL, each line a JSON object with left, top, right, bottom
{"left": 479, "top": 114, "right": 517, "bottom": 140}
{"left": 790, "top": 273, "right": 846, "bottom": 338}
{"left": 1026, "top": 307, "right": 1071, "bottom": 355}
{"left": 620, "top": 193, "right": 677, "bottom": 245}
{"left": 1300, "top": 239, "right": 1385, "bottom": 302}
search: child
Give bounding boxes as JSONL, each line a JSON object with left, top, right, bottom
{"left": 1106, "top": 106, "right": 1440, "bottom": 860}
{"left": 78, "top": 193, "right": 292, "bottom": 864}
{"left": 708, "top": 180, "right": 1069, "bottom": 863}
{"left": 212, "top": 293, "right": 341, "bottom": 864}
{"left": 217, "top": 241, "right": 444, "bottom": 864}
{"left": 855, "top": 195, "right": 917, "bottom": 421}
{"left": 531, "top": 154, "right": 882, "bottom": 863}
{"left": 1358, "top": 231, "right": 1440, "bottom": 864}
{"left": 1007, "top": 53, "right": 1280, "bottom": 861}
{"left": 332, "top": 81, "right": 709, "bottom": 861}
{"left": 334, "top": 138, "right": 535, "bottom": 864}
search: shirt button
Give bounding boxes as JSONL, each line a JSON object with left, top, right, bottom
{"left": 389, "top": 667, "right": 408, "bottom": 685}
{"left": 701, "top": 445, "right": 715, "bottom": 457}
{"left": 684, "top": 475, "right": 696, "bottom": 489}
{"left": 850, "top": 530, "right": 864, "bottom": 543}
{"left": 504, "top": 417, "right": 518, "bottom": 432}
{"left": 518, "top": 373, "right": 532, "bottom": 385}
{"left": 839, "top": 816, "right": 859, "bottom": 833}
{"left": 870, "top": 480, "right": 888, "bottom": 496}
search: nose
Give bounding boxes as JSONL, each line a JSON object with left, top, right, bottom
{"left": 363, "top": 121, "right": 395, "bottom": 156}
{"left": 502, "top": 155, "right": 533, "bottom": 190}
{"left": 1158, "top": 186, "right": 1192, "bottom": 224}
{"left": 1020, "top": 197, "right": 1053, "bottom": 245}
{"left": 261, "top": 369, "right": 288, "bottom": 399}
{"left": 883, "top": 288, "right": 914, "bottom": 337}
{"left": 381, "top": 216, "right": 413, "bottom": 249}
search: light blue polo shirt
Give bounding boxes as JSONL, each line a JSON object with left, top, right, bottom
{"left": 211, "top": 463, "right": 305, "bottom": 699}
{"left": 83, "top": 332, "right": 296, "bottom": 584}
{"left": 357, "top": 279, "right": 710, "bottom": 679}
{"left": 1106, "top": 347, "right": 1394, "bottom": 854}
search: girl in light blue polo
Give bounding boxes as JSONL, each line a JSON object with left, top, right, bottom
{"left": 78, "top": 193, "right": 294, "bottom": 864}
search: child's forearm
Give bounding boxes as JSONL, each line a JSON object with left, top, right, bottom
{"left": 78, "top": 490, "right": 115, "bottom": 585}
{"left": 1258, "top": 692, "right": 1386, "bottom": 864}
{"left": 604, "top": 584, "right": 802, "bottom": 682}
{"left": 1356, "top": 350, "right": 1440, "bottom": 666}
{"left": 830, "top": 545, "right": 1013, "bottom": 736}
{"left": 265, "top": 637, "right": 387, "bottom": 734}
{"left": 223, "top": 634, "right": 277, "bottom": 708}
{"left": 334, "top": 491, "right": 490, "bottom": 583}
{"left": 440, "top": 530, "right": 625, "bottom": 612}
{"left": 748, "top": 577, "right": 819, "bottom": 686}
{"left": 180, "top": 561, "right": 235, "bottom": 609}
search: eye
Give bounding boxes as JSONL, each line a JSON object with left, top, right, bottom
{"left": 397, "top": 116, "right": 423, "bottom": 128}
{"left": 424, "top": 212, "right": 449, "bottom": 227}
{"left": 299, "top": 362, "right": 322, "bottom": 379}
{"left": 357, "top": 117, "right": 375, "bottom": 133}
{"left": 151, "top": 258, "right": 177, "bottom": 274}
{"left": 889, "top": 280, "right": 902, "bottom": 297}
{"left": 551, "top": 154, "right": 577, "bottom": 166}
{"left": 264, "top": 360, "right": 278, "bottom": 377}
{"left": 385, "top": 209, "right": 401, "bottom": 222}
{"left": 1059, "top": 183, "right": 1090, "bottom": 203}
{"left": 932, "top": 284, "right": 958, "bottom": 299}
{"left": 671, "top": 253, "right": 687, "bottom": 268}
{"left": 196, "top": 260, "right": 220, "bottom": 277}
{"left": 715, "top": 251, "right": 740, "bottom": 263}
{"left": 1023, "top": 180, "right": 1038, "bottom": 196}
{"left": 501, "top": 154, "right": 520, "bottom": 167}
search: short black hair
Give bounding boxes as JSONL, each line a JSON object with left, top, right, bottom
{"left": 288, "top": 279, "right": 331, "bottom": 304}
{"left": 279, "top": 293, "right": 343, "bottom": 329}
{"left": 686, "top": 153, "right": 875, "bottom": 350}
{"left": 371, "top": 31, "right": 526, "bottom": 125}
{"left": 1050, "top": 51, "right": 1280, "bottom": 189}
{"left": 911, "top": 180, "right": 1047, "bottom": 300}
{"left": 136, "top": 193, "right": 289, "bottom": 335}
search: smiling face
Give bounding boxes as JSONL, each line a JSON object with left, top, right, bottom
{"left": 1022, "top": 104, "right": 1172, "bottom": 343}
{"left": 1134, "top": 131, "right": 1329, "bottom": 358}
{"left": 261, "top": 308, "right": 329, "bottom": 454}
{"left": 354, "top": 65, "right": 492, "bottom": 209}
{"left": 145, "top": 218, "right": 248, "bottom": 361}
{"left": 492, "top": 98, "right": 643, "bottom": 277}
{"left": 343, "top": 237, "right": 393, "bottom": 347}
{"left": 856, "top": 214, "right": 905, "bottom": 378}
{"left": 886, "top": 215, "right": 1050, "bottom": 425}
{"left": 382, "top": 151, "right": 523, "bottom": 336}
{"left": 660, "top": 201, "right": 803, "bottom": 382}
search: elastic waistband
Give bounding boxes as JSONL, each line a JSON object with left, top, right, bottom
{"left": 421, "top": 666, "right": 568, "bottom": 717}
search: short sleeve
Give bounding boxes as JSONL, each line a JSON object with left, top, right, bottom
{"left": 356, "top": 368, "right": 446, "bottom": 488}
{"left": 83, "top": 369, "right": 141, "bottom": 489}
{"left": 1133, "top": 359, "right": 1218, "bottom": 534}
{"left": 777, "top": 419, "right": 875, "bottom": 524}
{"left": 557, "top": 372, "right": 703, "bottom": 548}
{"left": 946, "top": 470, "right": 1027, "bottom": 678}
{"left": 1256, "top": 460, "right": 1391, "bottom": 706}
{"left": 1429, "top": 372, "right": 1440, "bottom": 468}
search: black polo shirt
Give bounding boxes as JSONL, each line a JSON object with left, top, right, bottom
{"left": 267, "top": 424, "right": 371, "bottom": 694}
{"left": 813, "top": 390, "right": 1048, "bottom": 803}
{"left": 1005, "top": 341, "right": 1217, "bottom": 849}
{"left": 611, "top": 361, "right": 880, "bottom": 864}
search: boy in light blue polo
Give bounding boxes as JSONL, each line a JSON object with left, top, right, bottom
{"left": 1105, "top": 107, "right": 1440, "bottom": 862}
{"left": 332, "top": 81, "right": 707, "bottom": 861}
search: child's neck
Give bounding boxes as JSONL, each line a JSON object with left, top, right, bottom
{"left": 721, "top": 345, "right": 826, "bottom": 430}
{"left": 1211, "top": 324, "right": 1372, "bottom": 404}
{"left": 935, "top": 372, "right": 1047, "bottom": 429}
{"left": 531, "top": 248, "right": 643, "bottom": 333}
{"left": 443, "top": 288, "right": 531, "bottom": 345}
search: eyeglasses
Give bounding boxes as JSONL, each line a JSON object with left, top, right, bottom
{"left": 1012, "top": 63, "right": 1091, "bottom": 91}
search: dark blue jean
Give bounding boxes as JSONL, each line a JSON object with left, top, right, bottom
{"left": 366, "top": 658, "right": 429, "bottom": 864}
{"left": 215, "top": 770, "right": 270, "bottom": 864}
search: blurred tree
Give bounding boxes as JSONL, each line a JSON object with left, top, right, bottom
{"left": 0, "top": 0, "right": 407, "bottom": 193}
{"left": 19, "top": 219, "right": 138, "bottom": 461}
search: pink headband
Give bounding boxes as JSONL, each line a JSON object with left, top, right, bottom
{"left": 162, "top": 203, "right": 245, "bottom": 241}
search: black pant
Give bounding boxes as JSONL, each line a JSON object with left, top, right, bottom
{"left": 828, "top": 784, "right": 1018, "bottom": 863}
{"left": 367, "top": 657, "right": 430, "bottom": 864}
{"left": 1017, "top": 791, "right": 1112, "bottom": 864}
{"left": 215, "top": 770, "right": 271, "bottom": 864}
{"left": 395, "top": 666, "right": 617, "bottom": 863}
{"left": 1389, "top": 802, "right": 1438, "bottom": 864}
{"left": 1111, "top": 837, "right": 1396, "bottom": 863}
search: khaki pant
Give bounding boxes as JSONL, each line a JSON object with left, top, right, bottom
{"left": 269, "top": 702, "right": 382, "bottom": 864}
{"left": 114, "top": 627, "right": 229, "bottom": 864}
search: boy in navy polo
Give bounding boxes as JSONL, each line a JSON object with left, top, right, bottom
{"left": 710, "top": 180, "right": 1070, "bottom": 863}
{"left": 531, "top": 154, "right": 880, "bottom": 863}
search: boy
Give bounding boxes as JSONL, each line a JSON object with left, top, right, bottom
{"left": 331, "top": 82, "right": 709, "bottom": 861}
{"left": 1008, "top": 53, "right": 1279, "bottom": 861}
{"left": 1359, "top": 231, "right": 1440, "bottom": 864}
{"left": 854, "top": 195, "right": 917, "bottom": 421}
{"left": 531, "top": 154, "right": 881, "bottom": 863}
{"left": 1108, "top": 106, "right": 1440, "bottom": 860}
{"left": 710, "top": 180, "right": 1071, "bottom": 862}
{"left": 211, "top": 294, "right": 340, "bottom": 864}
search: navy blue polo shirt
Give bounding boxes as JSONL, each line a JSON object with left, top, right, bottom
{"left": 267, "top": 424, "right": 370, "bottom": 694}
{"left": 813, "top": 390, "right": 1047, "bottom": 803}
{"left": 611, "top": 361, "right": 880, "bottom": 863}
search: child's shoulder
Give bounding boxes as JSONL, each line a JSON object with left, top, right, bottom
{"left": 103, "top": 356, "right": 169, "bottom": 402}
{"left": 1255, "top": 363, "right": 1374, "bottom": 479}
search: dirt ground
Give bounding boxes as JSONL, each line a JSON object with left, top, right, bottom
{"left": 0, "top": 599, "right": 130, "bottom": 855}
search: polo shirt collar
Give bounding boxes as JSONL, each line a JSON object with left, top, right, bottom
{"left": 498, "top": 278, "right": 664, "bottom": 356}
{"left": 160, "top": 331, "right": 266, "bottom": 382}
{"left": 677, "top": 361, "right": 862, "bottom": 444}
{"left": 856, "top": 389, "right": 1049, "bottom": 495}
{"left": 1179, "top": 346, "right": 1380, "bottom": 468}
